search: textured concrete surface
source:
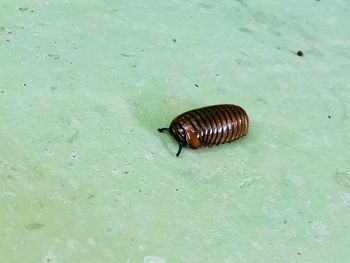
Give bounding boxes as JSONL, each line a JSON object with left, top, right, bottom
{"left": 1, "top": 0, "right": 350, "bottom": 262}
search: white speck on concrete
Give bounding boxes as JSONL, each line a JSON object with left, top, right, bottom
{"left": 311, "top": 221, "right": 328, "bottom": 236}
{"left": 68, "top": 178, "right": 79, "bottom": 190}
{"left": 284, "top": 229, "right": 297, "bottom": 239}
{"left": 262, "top": 206, "right": 281, "bottom": 218}
{"left": 138, "top": 245, "right": 145, "bottom": 251}
{"left": 87, "top": 238, "right": 96, "bottom": 245}
{"left": 103, "top": 188, "right": 119, "bottom": 196}
{"left": 143, "top": 256, "right": 166, "bottom": 263}
{"left": 24, "top": 181, "right": 34, "bottom": 190}
{"left": 67, "top": 239, "right": 78, "bottom": 249}
{"left": 339, "top": 192, "right": 350, "bottom": 208}
{"left": 304, "top": 199, "right": 311, "bottom": 206}
{"left": 286, "top": 173, "right": 304, "bottom": 186}
{"left": 135, "top": 79, "right": 145, "bottom": 87}
{"left": 251, "top": 241, "right": 263, "bottom": 250}
{"left": 103, "top": 248, "right": 113, "bottom": 258}
{"left": 285, "top": 208, "right": 298, "bottom": 216}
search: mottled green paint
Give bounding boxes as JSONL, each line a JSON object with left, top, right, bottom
{"left": 1, "top": 0, "right": 350, "bottom": 262}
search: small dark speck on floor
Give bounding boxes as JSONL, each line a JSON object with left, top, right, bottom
{"left": 328, "top": 115, "right": 331, "bottom": 119}
{"left": 172, "top": 38, "right": 176, "bottom": 43}
{"left": 1, "top": 90, "right": 4, "bottom": 93}
{"left": 48, "top": 53, "right": 59, "bottom": 59}
{"left": 23, "top": 83, "right": 27, "bottom": 86}
{"left": 18, "top": 7, "right": 28, "bottom": 11}
{"left": 297, "top": 252, "right": 302, "bottom": 256}
{"left": 6, "top": 39, "right": 10, "bottom": 42}
{"left": 124, "top": 171, "right": 128, "bottom": 175}
{"left": 296, "top": 50, "right": 304, "bottom": 57}
{"left": 176, "top": 188, "right": 179, "bottom": 191}
{"left": 283, "top": 220, "right": 287, "bottom": 224}
{"left": 120, "top": 53, "right": 136, "bottom": 57}
{"left": 138, "top": 189, "right": 142, "bottom": 192}
{"left": 194, "top": 84, "right": 199, "bottom": 87}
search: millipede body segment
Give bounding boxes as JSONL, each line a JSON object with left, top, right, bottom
{"left": 158, "top": 104, "right": 249, "bottom": 157}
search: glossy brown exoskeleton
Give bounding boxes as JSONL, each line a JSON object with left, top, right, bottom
{"left": 158, "top": 104, "right": 249, "bottom": 156}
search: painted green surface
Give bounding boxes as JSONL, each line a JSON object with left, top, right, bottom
{"left": 1, "top": 0, "right": 350, "bottom": 262}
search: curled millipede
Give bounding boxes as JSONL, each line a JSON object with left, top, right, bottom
{"left": 158, "top": 104, "right": 249, "bottom": 157}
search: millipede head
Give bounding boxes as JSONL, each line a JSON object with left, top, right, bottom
{"left": 157, "top": 126, "right": 187, "bottom": 157}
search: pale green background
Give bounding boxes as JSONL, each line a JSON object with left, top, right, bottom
{"left": 1, "top": 0, "right": 350, "bottom": 262}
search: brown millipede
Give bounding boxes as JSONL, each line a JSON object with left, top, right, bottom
{"left": 158, "top": 104, "right": 249, "bottom": 156}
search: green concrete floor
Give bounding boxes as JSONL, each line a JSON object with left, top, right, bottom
{"left": 1, "top": 0, "right": 350, "bottom": 262}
